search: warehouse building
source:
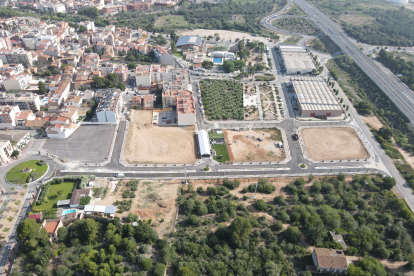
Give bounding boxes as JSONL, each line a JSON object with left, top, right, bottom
{"left": 291, "top": 76, "right": 343, "bottom": 117}
{"left": 197, "top": 130, "right": 211, "bottom": 158}
{"left": 176, "top": 36, "right": 202, "bottom": 51}
{"left": 278, "top": 45, "right": 316, "bottom": 74}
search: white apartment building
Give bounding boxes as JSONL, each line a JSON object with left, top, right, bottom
{"left": 0, "top": 74, "right": 31, "bottom": 91}
{"left": 79, "top": 21, "right": 95, "bottom": 31}
{"left": 0, "top": 139, "right": 13, "bottom": 165}
{"left": 0, "top": 92, "right": 41, "bottom": 111}
{"left": 0, "top": 49, "right": 36, "bottom": 66}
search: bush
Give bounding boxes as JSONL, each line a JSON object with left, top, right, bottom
{"left": 223, "top": 178, "right": 240, "bottom": 189}
{"left": 79, "top": 196, "right": 91, "bottom": 205}
{"left": 254, "top": 199, "right": 267, "bottom": 211}
{"left": 37, "top": 160, "right": 46, "bottom": 166}
{"left": 140, "top": 258, "right": 152, "bottom": 271}
{"left": 248, "top": 178, "right": 275, "bottom": 194}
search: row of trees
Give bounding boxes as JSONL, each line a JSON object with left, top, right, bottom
{"left": 91, "top": 73, "right": 126, "bottom": 90}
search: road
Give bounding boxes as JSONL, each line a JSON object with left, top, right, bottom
{"left": 261, "top": 0, "right": 414, "bottom": 212}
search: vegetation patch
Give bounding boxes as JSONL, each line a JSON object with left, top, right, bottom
{"left": 212, "top": 144, "right": 230, "bottom": 163}
{"left": 272, "top": 17, "right": 320, "bottom": 35}
{"left": 34, "top": 180, "right": 76, "bottom": 211}
{"left": 307, "top": 35, "right": 341, "bottom": 55}
{"left": 155, "top": 15, "right": 187, "bottom": 28}
{"left": 6, "top": 160, "right": 48, "bottom": 184}
{"left": 200, "top": 79, "right": 243, "bottom": 120}
{"left": 284, "top": 36, "right": 302, "bottom": 44}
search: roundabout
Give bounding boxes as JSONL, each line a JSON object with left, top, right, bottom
{"left": 5, "top": 160, "right": 49, "bottom": 185}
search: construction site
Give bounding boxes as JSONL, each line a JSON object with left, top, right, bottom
{"left": 124, "top": 110, "right": 197, "bottom": 164}
{"left": 224, "top": 128, "right": 286, "bottom": 162}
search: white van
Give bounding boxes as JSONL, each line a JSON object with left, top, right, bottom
{"left": 116, "top": 173, "right": 124, "bottom": 178}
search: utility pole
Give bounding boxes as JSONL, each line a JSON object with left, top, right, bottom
{"left": 253, "top": 182, "right": 258, "bottom": 199}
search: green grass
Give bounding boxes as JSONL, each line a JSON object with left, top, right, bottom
{"left": 6, "top": 160, "right": 48, "bottom": 184}
{"left": 155, "top": 15, "right": 187, "bottom": 27}
{"left": 174, "top": 52, "right": 184, "bottom": 59}
{"left": 209, "top": 132, "right": 224, "bottom": 139}
{"left": 212, "top": 145, "right": 230, "bottom": 163}
{"left": 35, "top": 181, "right": 76, "bottom": 211}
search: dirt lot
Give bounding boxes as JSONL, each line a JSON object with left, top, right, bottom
{"left": 94, "top": 180, "right": 181, "bottom": 238}
{"left": 124, "top": 110, "right": 196, "bottom": 164}
{"left": 361, "top": 115, "right": 384, "bottom": 130}
{"left": 224, "top": 128, "right": 285, "bottom": 162}
{"left": 301, "top": 127, "right": 370, "bottom": 161}
{"left": 179, "top": 29, "right": 283, "bottom": 43}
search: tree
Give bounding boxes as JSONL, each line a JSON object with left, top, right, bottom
{"left": 10, "top": 140, "right": 17, "bottom": 150}
{"left": 347, "top": 257, "right": 388, "bottom": 276}
{"left": 220, "top": 212, "right": 230, "bottom": 222}
{"left": 264, "top": 261, "right": 281, "bottom": 276}
{"left": 128, "top": 62, "right": 137, "bottom": 70}
{"left": 79, "top": 196, "right": 91, "bottom": 205}
{"left": 57, "top": 227, "right": 68, "bottom": 242}
{"left": 43, "top": 209, "right": 57, "bottom": 219}
{"left": 234, "top": 60, "right": 246, "bottom": 68}
{"left": 17, "top": 218, "right": 49, "bottom": 253}
{"left": 11, "top": 150, "right": 19, "bottom": 158}
{"left": 79, "top": 25, "right": 87, "bottom": 33}
{"left": 171, "top": 41, "right": 177, "bottom": 53}
{"left": 382, "top": 176, "right": 396, "bottom": 190}
{"left": 254, "top": 199, "right": 267, "bottom": 211}
{"left": 153, "top": 263, "right": 166, "bottom": 276}
{"left": 378, "top": 127, "right": 393, "bottom": 141}
{"left": 78, "top": 7, "right": 100, "bottom": 19}
{"left": 223, "top": 60, "right": 235, "bottom": 73}
{"left": 283, "top": 226, "right": 301, "bottom": 243}
{"left": 57, "top": 190, "right": 63, "bottom": 197}
{"left": 202, "top": 60, "right": 214, "bottom": 70}
{"left": 176, "top": 267, "right": 195, "bottom": 276}
{"left": 229, "top": 217, "right": 251, "bottom": 247}
{"left": 55, "top": 265, "right": 73, "bottom": 276}
{"left": 38, "top": 81, "right": 47, "bottom": 94}
{"left": 141, "top": 258, "right": 152, "bottom": 271}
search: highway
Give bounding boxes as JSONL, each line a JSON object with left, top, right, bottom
{"left": 261, "top": 0, "right": 414, "bottom": 211}
{"left": 292, "top": 0, "right": 414, "bottom": 123}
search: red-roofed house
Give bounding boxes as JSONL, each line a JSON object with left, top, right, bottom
{"left": 42, "top": 219, "right": 63, "bottom": 243}
{"left": 29, "top": 213, "right": 42, "bottom": 223}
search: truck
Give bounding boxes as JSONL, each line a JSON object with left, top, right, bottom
{"left": 294, "top": 133, "right": 299, "bottom": 140}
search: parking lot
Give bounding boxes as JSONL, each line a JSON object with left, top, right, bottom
{"left": 43, "top": 124, "right": 116, "bottom": 163}
{"left": 152, "top": 110, "right": 177, "bottom": 125}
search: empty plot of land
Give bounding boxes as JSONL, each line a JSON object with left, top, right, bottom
{"left": 124, "top": 110, "right": 196, "bottom": 164}
{"left": 301, "top": 127, "right": 369, "bottom": 161}
{"left": 43, "top": 124, "right": 116, "bottom": 163}
{"left": 224, "top": 129, "right": 285, "bottom": 162}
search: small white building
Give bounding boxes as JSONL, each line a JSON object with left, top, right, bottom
{"left": 198, "top": 130, "right": 211, "bottom": 158}
{"left": 243, "top": 93, "right": 258, "bottom": 107}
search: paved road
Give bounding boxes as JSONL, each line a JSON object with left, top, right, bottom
{"left": 291, "top": 0, "right": 414, "bottom": 124}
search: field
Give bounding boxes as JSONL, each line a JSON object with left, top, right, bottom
{"left": 301, "top": 127, "right": 370, "bottom": 161}
{"left": 6, "top": 160, "right": 48, "bottom": 184}
{"left": 211, "top": 144, "right": 230, "bottom": 163}
{"left": 200, "top": 79, "right": 243, "bottom": 120}
{"left": 35, "top": 181, "right": 76, "bottom": 211}
{"left": 94, "top": 180, "right": 181, "bottom": 238}
{"left": 283, "top": 36, "right": 302, "bottom": 44}
{"left": 155, "top": 15, "right": 187, "bottom": 28}
{"left": 272, "top": 17, "right": 320, "bottom": 35}
{"left": 224, "top": 128, "right": 286, "bottom": 162}
{"left": 124, "top": 110, "right": 196, "bottom": 164}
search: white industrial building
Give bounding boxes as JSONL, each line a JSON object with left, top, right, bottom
{"left": 278, "top": 45, "right": 316, "bottom": 75}
{"left": 198, "top": 130, "right": 211, "bottom": 158}
{"left": 291, "top": 76, "right": 343, "bottom": 117}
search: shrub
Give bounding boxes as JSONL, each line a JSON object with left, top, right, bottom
{"left": 254, "top": 199, "right": 267, "bottom": 211}
{"left": 37, "top": 160, "right": 46, "bottom": 166}
{"left": 223, "top": 178, "right": 240, "bottom": 189}
{"left": 248, "top": 178, "right": 275, "bottom": 194}
{"left": 79, "top": 196, "right": 91, "bottom": 205}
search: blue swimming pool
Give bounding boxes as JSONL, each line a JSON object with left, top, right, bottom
{"left": 63, "top": 209, "right": 76, "bottom": 215}
{"left": 213, "top": 57, "right": 223, "bottom": 64}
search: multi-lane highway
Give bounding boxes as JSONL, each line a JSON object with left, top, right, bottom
{"left": 291, "top": 0, "right": 414, "bottom": 124}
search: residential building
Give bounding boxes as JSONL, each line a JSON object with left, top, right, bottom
{"left": 0, "top": 105, "right": 20, "bottom": 129}
{"left": 69, "top": 189, "right": 92, "bottom": 208}
{"left": 94, "top": 88, "right": 122, "bottom": 123}
{"left": 42, "top": 219, "right": 63, "bottom": 243}
{"left": 0, "top": 139, "right": 13, "bottom": 165}
{"left": 177, "top": 93, "right": 196, "bottom": 126}
{"left": 46, "top": 123, "right": 77, "bottom": 138}
{"left": 0, "top": 48, "right": 36, "bottom": 66}
{"left": 0, "top": 92, "right": 41, "bottom": 111}
{"left": 142, "top": 94, "right": 153, "bottom": 109}
{"left": 311, "top": 248, "right": 348, "bottom": 274}
{"left": 154, "top": 46, "right": 174, "bottom": 65}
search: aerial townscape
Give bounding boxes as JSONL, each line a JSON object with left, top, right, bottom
{"left": 0, "top": 0, "right": 414, "bottom": 275}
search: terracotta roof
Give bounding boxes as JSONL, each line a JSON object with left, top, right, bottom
{"left": 313, "top": 248, "right": 347, "bottom": 269}
{"left": 44, "top": 220, "right": 59, "bottom": 234}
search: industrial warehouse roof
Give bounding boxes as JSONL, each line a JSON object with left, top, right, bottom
{"left": 279, "top": 45, "right": 316, "bottom": 72}
{"left": 291, "top": 76, "right": 342, "bottom": 111}
{"left": 198, "top": 130, "right": 211, "bottom": 156}
{"left": 176, "top": 36, "right": 202, "bottom": 47}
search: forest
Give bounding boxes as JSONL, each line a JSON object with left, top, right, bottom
{"left": 272, "top": 18, "right": 320, "bottom": 36}
{"left": 200, "top": 79, "right": 243, "bottom": 121}
{"left": 377, "top": 49, "right": 414, "bottom": 90}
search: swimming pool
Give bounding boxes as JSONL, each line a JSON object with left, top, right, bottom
{"left": 213, "top": 57, "right": 223, "bottom": 64}
{"left": 63, "top": 209, "right": 76, "bottom": 215}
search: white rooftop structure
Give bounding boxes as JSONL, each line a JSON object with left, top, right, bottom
{"left": 198, "top": 130, "right": 211, "bottom": 157}
{"left": 291, "top": 76, "right": 343, "bottom": 117}
{"left": 94, "top": 205, "right": 106, "bottom": 213}
{"left": 243, "top": 93, "right": 258, "bottom": 107}
{"left": 279, "top": 45, "right": 316, "bottom": 74}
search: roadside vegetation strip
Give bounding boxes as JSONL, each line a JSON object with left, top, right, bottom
{"left": 327, "top": 55, "right": 414, "bottom": 190}
{"left": 272, "top": 17, "right": 320, "bottom": 35}
{"left": 5, "top": 160, "right": 48, "bottom": 185}
{"left": 34, "top": 180, "right": 77, "bottom": 211}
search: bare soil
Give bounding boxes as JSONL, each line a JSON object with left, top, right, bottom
{"left": 94, "top": 180, "right": 181, "bottom": 239}
{"left": 224, "top": 129, "right": 285, "bottom": 162}
{"left": 361, "top": 115, "right": 384, "bottom": 130}
{"left": 124, "top": 110, "right": 197, "bottom": 164}
{"left": 301, "top": 127, "right": 370, "bottom": 161}
{"left": 339, "top": 14, "right": 375, "bottom": 25}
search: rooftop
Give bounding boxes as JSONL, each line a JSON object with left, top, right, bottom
{"left": 313, "top": 248, "right": 347, "bottom": 269}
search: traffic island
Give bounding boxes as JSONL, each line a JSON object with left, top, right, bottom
{"left": 5, "top": 160, "right": 48, "bottom": 185}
